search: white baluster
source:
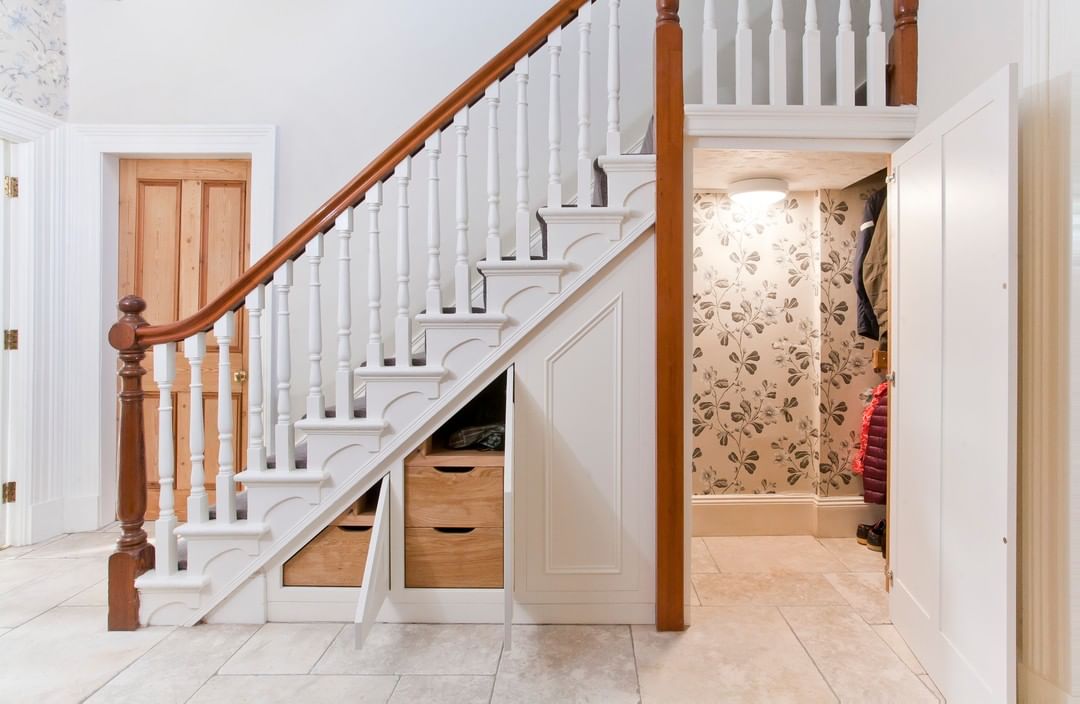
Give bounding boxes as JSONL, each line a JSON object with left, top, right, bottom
{"left": 426, "top": 133, "right": 442, "bottom": 315}
{"left": 153, "top": 342, "right": 177, "bottom": 574}
{"left": 246, "top": 286, "right": 267, "bottom": 472}
{"left": 306, "top": 234, "right": 325, "bottom": 420}
{"left": 606, "top": 0, "right": 621, "bottom": 155}
{"left": 214, "top": 312, "right": 237, "bottom": 521}
{"left": 335, "top": 209, "right": 355, "bottom": 418}
{"left": 836, "top": 0, "right": 855, "bottom": 106}
{"left": 273, "top": 265, "right": 295, "bottom": 471}
{"left": 735, "top": 0, "right": 752, "bottom": 106}
{"left": 395, "top": 157, "right": 412, "bottom": 366}
{"left": 803, "top": 0, "right": 822, "bottom": 106}
{"left": 577, "top": 2, "right": 593, "bottom": 206}
{"left": 453, "top": 111, "right": 471, "bottom": 313}
{"left": 184, "top": 333, "right": 208, "bottom": 522}
{"left": 547, "top": 28, "right": 563, "bottom": 207}
{"left": 515, "top": 57, "right": 531, "bottom": 261}
{"left": 769, "top": 0, "right": 787, "bottom": 105}
{"left": 701, "top": 0, "right": 718, "bottom": 105}
{"left": 485, "top": 83, "right": 502, "bottom": 262}
{"left": 367, "top": 184, "right": 384, "bottom": 367}
{"left": 867, "top": 0, "right": 887, "bottom": 107}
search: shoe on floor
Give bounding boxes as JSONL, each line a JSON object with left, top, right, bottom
{"left": 856, "top": 523, "right": 873, "bottom": 545}
{"left": 867, "top": 521, "right": 886, "bottom": 554}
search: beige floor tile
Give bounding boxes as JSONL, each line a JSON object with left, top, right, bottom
{"left": 704, "top": 536, "right": 847, "bottom": 573}
{"left": 872, "top": 624, "right": 925, "bottom": 674}
{"left": 919, "top": 674, "right": 945, "bottom": 702}
{"left": 390, "top": 675, "right": 494, "bottom": 703}
{"left": 693, "top": 572, "right": 849, "bottom": 607}
{"left": 87, "top": 624, "right": 259, "bottom": 704}
{"left": 825, "top": 572, "right": 891, "bottom": 624}
{"left": 188, "top": 674, "right": 398, "bottom": 703}
{"left": 633, "top": 606, "right": 836, "bottom": 703}
{"left": 691, "top": 537, "right": 719, "bottom": 573}
{"left": 0, "top": 544, "right": 37, "bottom": 560}
{"left": 0, "top": 558, "right": 105, "bottom": 627}
{"left": 0, "top": 606, "right": 172, "bottom": 703}
{"left": 315, "top": 623, "right": 504, "bottom": 675}
{"left": 220, "top": 623, "right": 343, "bottom": 675}
{"left": 781, "top": 606, "right": 936, "bottom": 703}
{"left": 22, "top": 532, "right": 118, "bottom": 560}
{"left": 63, "top": 578, "right": 107, "bottom": 606}
{"left": 690, "top": 582, "right": 701, "bottom": 606}
{"left": 0, "top": 628, "right": 10, "bottom": 638}
{"left": 492, "top": 625, "right": 638, "bottom": 704}
{"left": 818, "top": 538, "right": 888, "bottom": 573}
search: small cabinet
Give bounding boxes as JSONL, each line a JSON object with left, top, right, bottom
{"left": 282, "top": 486, "right": 379, "bottom": 587}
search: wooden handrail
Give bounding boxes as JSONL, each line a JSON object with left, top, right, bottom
{"left": 128, "top": 0, "right": 592, "bottom": 347}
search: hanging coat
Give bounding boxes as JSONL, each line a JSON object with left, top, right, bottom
{"left": 854, "top": 189, "right": 886, "bottom": 340}
{"left": 852, "top": 382, "right": 888, "bottom": 505}
{"left": 862, "top": 200, "right": 889, "bottom": 344}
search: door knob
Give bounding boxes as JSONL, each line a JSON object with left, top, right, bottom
{"left": 233, "top": 370, "right": 248, "bottom": 384}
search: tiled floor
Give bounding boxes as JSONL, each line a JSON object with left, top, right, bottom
{"left": 0, "top": 530, "right": 943, "bottom": 703}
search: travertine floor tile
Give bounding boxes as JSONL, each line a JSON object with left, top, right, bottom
{"left": 919, "top": 674, "right": 945, "bottom": 702}
{"left": 492, "top": 625, "right": 639, "bottom": 704}
{"left": 21, "top": 532, "right": 118, "bottom": 560}
{"left": 818, "top": 538, "right": 888, "bottom": 572}
{"left": 872, "top": 624, "right": 925, "bottom": 674}
{"left": 389, "top": 675, "right": 494, "bottom": 703}
{"left": 691, "top": 537, "right": 719, "bottom": 573}
{"left": 220, "top": 623, "right": 343, "bottom": 675}
{"left": 188, "top": 674, "right": 398, "bottom": 703}
{"left": 693, "top": 572, "right": 848, "bottom": 607}
{"left": 0, "top": 558, "right": 105, "bottom": 627}
{"left": 88, "top": 624, "right": 258, "bottom": 704}
{"left": 825, "top": 571, "right": 891, "bottom": 624}
{"left": 782, "top": 606, "right": 936, "bottom": 703}
{"left": 315, "top": 623, "right": 504, "bottom": 676}
{"left": 704, "top": 536, "right": 847, "bottom": 573}
{"left": 62, "top": 578, "right": 107, "bottom": 606}
{"left": 633, "top": 606, "right": 836, "bottom": 703}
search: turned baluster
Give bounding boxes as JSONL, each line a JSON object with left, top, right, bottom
{"left": 185, "top": 333, "right": 209, "bottom": 520}
{"left": 769, "top": 0, "right": 787, "bottom": 105}
{"left": 701, "top": 0, "right": 717, "bottom": 105}
{"left": 515, "top": 57, "right": 531, "bottom": 260}
{"left": 153, "top": 343, "right": 178, "bottom": 575}
{"left": 867, "top": 0, "right": 887, "bottom": 107}
{"left": 836, "top": 0, "right": 856, "bottom": 106}
{"left": 735, "top": 0, "right": 752, "bottom": 106}
{"left": 395, "top": 158, "right": 412, "bottom": 366}
{"left": 486, "top": 83, "right": 502, "bottom": 262}
{"left": 606, "top": 0, "right": 622, "bottom": 155}
{"left": 306, "top": 234, "right": 325, "bottom": 419}
{"left": 246, "top": 287, "right": 267, "bottom": 472}
{"left": 214, "top": 312, "right": 237, "bottom": 520}
{"left": 367, "top": 184, "right": 384, "bottom": 367}
{"left": 107, "top": 295, "right": 155, "bottom": 631}
{"left": 803, "top": 0, "right": 822, "bottom": 106}
{"left": 547, "top": 28, "right": 563, "bottom": 207}
{"left": 454, "top": 110, "right": 472, "bottom": 312}
{"left": 426, "top": 133, "right": 443, "bottom": 315}
{"left": 577, "top": 2, "right": 593, "bottom": 206}
{"left": 273, "top": 265, "right": 295, "bottom": 471}
{"left": 335, "top": 209, "right": 355, "bottom": 418}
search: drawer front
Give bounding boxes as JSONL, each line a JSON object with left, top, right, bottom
{"left": 405, "top": 465, "right": 503, "bottom": 528}
{"left": 282, "top": 525, "right": 372, "bottom": 587}
{"left": 404, "top": 527, "right": 503, "bottom": 588}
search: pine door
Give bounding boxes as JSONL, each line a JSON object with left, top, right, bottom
{"left": 118, "top": 158, "right": 251, "bottom": 521}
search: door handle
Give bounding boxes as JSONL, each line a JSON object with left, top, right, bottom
{"left": 233, "top": 370, "right": 248, "bottom": 384}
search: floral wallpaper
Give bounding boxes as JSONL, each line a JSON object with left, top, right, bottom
{"left": 691, "top": 179, "right": 883, "bottom": 497}
{"left": 0, "top": 0, "right": 67, "bottom": 118}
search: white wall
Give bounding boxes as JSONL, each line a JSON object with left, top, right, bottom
{"left": 917, "top": 0, "right": 1023, "bottom": 127}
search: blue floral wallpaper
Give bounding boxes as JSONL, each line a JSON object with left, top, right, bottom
{"left": 0, "top": 0, "right": 67, "bottom": 118}
{"left": 691, "top": 180, "right": 884, "bottom": 497}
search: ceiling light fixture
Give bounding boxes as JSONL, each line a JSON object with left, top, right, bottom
{"left": 728, "top": 177, "right": 789, "bottom": 208}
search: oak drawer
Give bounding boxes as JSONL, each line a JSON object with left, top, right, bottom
{"left": 404, "top": 527, "right": 503, "bottom": 588}
{"left": 404, "top": 465, "right": 503, "bottom": 528}
{"left": 282, "top": 525, "right": 372, "bottom": 587}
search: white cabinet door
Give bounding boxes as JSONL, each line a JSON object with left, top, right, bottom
{"left": 353, "top": 473, "right": 390, "bottom": 648}
{"left": 889, "top": 64, "right": 1018, "bottom": 703}
{"left": 503, "top": 365, "right": 515, "bottom": 647}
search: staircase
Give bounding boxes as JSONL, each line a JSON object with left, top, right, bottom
{"left": 107, "top": 0, "right": 655, "bottom": 629}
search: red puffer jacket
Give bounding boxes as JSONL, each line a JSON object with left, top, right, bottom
{"left": 852, "top": 382, "right": 888, "bottom": 505}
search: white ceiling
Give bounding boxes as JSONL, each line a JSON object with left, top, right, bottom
{"left": 693, "top": 149, "right": 888, "bottom": 192}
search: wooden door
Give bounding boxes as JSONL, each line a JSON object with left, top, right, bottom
{"left": 889, "top": 65, "right": 1017, "bottom": 702}
{"left": 119, "top": 158, "right": 251, "bottom": 521}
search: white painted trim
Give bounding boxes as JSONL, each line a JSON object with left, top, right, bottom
{"left": 685, "top": 104, "right": 918, "bottom": 140}
{"left": 64, "top": 124, "right": 276, "bottom": 534}
{"left": 0, "top": 99, "right": 60, "bottom": 143}
{"left": 691, "top": 493, "right": 885, "bottom": 538}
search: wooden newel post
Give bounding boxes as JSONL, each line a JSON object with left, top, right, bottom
{"left": 887, "top": 0, "right": 918, "bottom": 105}
{"left": 107, "top": 295, "right": 155, "bottom": 631}
{"left": 655, "top": 0, "right": 685, "bottom": 632}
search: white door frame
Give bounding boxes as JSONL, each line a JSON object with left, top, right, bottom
{"left": 63, "top": 124, "right": 276, "bottom": 538}
{"left": 0, "top": 99, "right": 61, "bottom": 547}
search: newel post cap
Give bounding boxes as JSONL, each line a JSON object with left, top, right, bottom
{"left": 108, "top": 295, "right": 148, "bottom": 351}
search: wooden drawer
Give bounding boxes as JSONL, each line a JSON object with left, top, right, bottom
{"left": 282, "top": 525, "right": 371, "bottom": 587}
{"left": 404, "top": 527, "right": 503, "bottom": 588}
{"left": 405, "top": 465, "right": 503, "bottom": 528}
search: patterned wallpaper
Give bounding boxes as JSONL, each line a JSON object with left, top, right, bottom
{"left": 691, "top": 179, "right": 884, "bottom": 497}
{"left": 0, "top": 0, "right": 67, "bottom": 118}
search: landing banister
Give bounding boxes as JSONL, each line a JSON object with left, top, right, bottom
{"left": 125, "top": 0, "right": 594, "bottom": 347}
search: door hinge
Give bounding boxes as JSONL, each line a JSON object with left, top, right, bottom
{"left": 3, "top": 329, "right": 17, "bottom": 350}
{"left": 3, "top": 176, "right": 18, "bottom": 198}
{"left": 887, "top": 569, "right": 894, "bottom": 589}
{"left": 885, "top": 170, "right": 896, "bottom": 185}
{"left": 1, "top": 482, "right": 15, "bottom": 504}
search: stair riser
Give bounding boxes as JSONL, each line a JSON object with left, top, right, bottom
{"left": 363, "top": 378, "right": 441, "bottom": 424}
{"left": 604, "top": 170, "right": 657, "bottom": 215}
{"left": 422, "top": 326, "right": 501, "bottom": 370}
{"left": 483, "top": 272, "right": 563, "bottom": 317}
{"left": 186, "top": 536, "right": 263, "bottom": 577}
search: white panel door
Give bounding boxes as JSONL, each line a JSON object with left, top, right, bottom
{"left": 889, "top": 65, "right": 1018, "bottom": 703}
{"left": 354, "top": 474, "right": 390, "bottom": 648}
{"left": 503, "top": 365, "right": 515, "bottom": 647}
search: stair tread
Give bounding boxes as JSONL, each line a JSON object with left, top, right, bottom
{"left": 420, "top": 306, "right": 488, "bottom": 315}
{"left": 266, "top": 442, "right": 308, "bottom": 470}
{"left": 323, "top": 396, "right": 368, "bottom": 419}
{"left": 359, "top": 356, "right": 428, "bottom": 368}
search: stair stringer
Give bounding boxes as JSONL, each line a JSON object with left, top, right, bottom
{"left": 139, "top": 163, "right": 656, "bottom": 627}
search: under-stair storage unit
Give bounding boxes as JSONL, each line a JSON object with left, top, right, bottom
{"left": 281, "top": 487, "right": 379, "bottom": 587}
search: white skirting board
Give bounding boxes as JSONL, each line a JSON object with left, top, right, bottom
{"left": 692, "top": 494, "right": 885, "bottom": 538}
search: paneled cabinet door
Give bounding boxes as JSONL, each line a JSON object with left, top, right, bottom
{"left": 118, "top": 158, "right": 251, "bottom": 521}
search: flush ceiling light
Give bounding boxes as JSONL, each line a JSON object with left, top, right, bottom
{"left": 728, "top": 177, "right": 789, "bottom": 208}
